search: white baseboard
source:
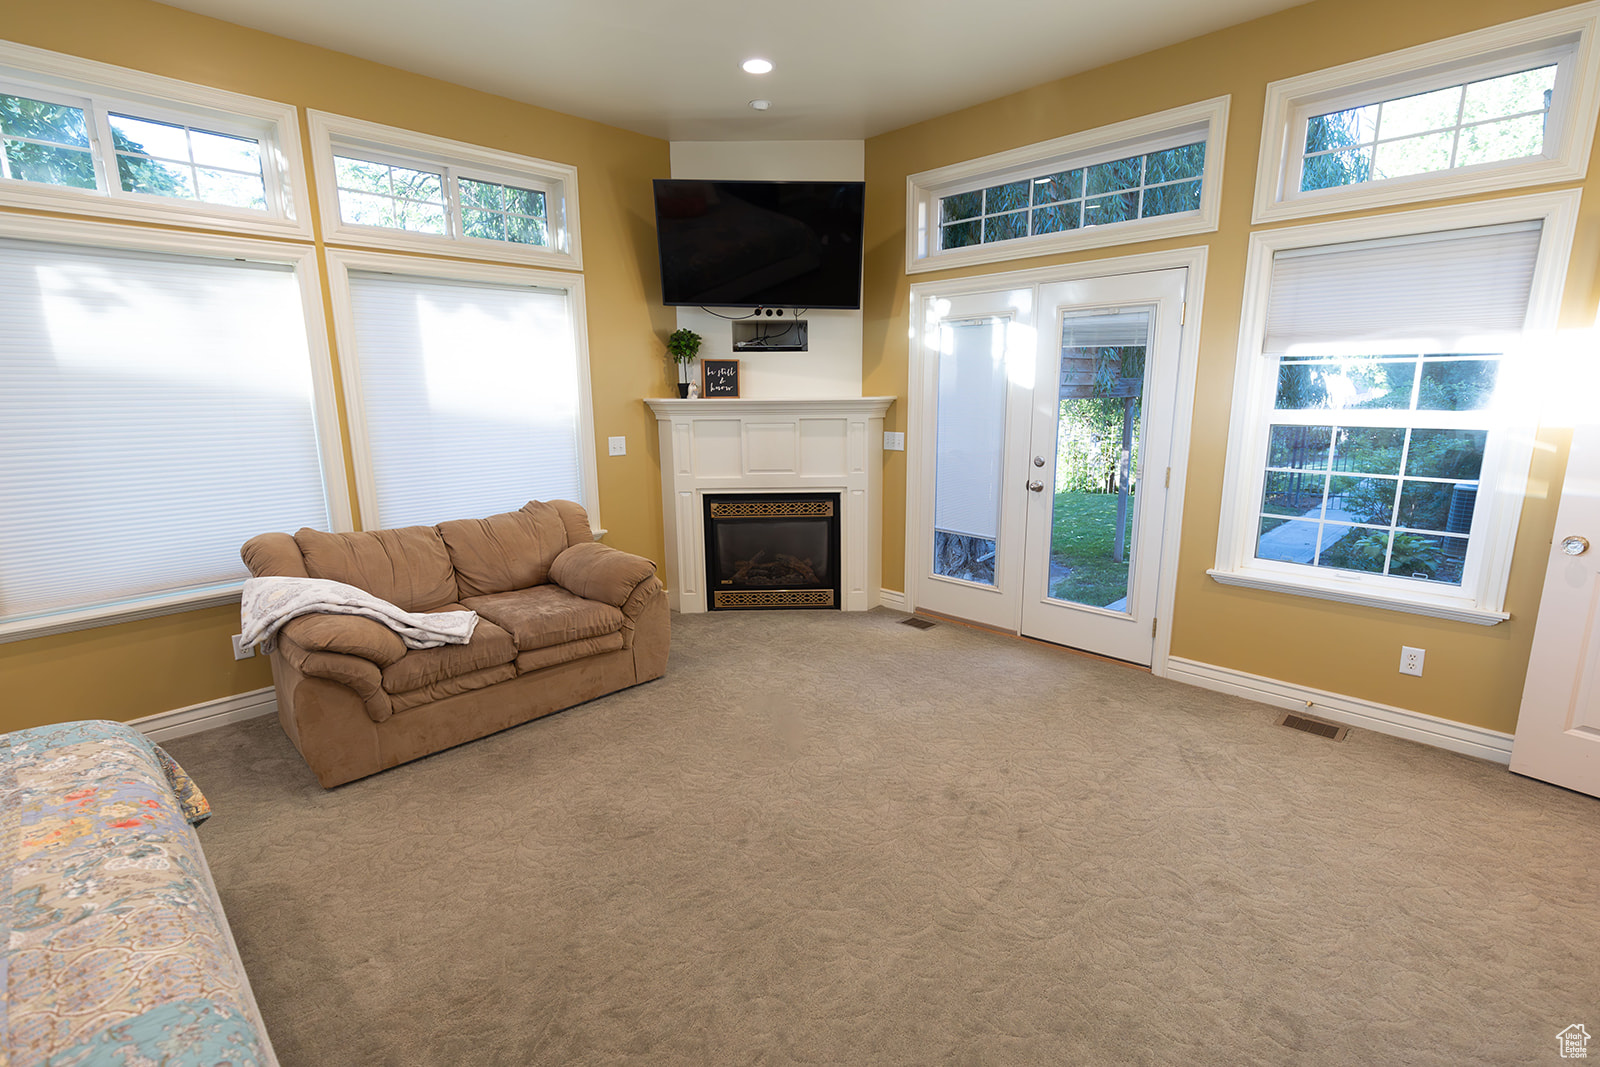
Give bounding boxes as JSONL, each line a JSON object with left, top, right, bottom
{"left": 878, "top": 589, "right": 908, "bottom": 610}
{"left": 1164, "top": 657, "right": 1514, "bottom": 764}
{"left": 131, "top": 687, "right": 277, "bottom": 743}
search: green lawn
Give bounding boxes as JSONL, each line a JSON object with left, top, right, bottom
{"left": 1048, "top": 490, "right": 1133, "bottom": 608}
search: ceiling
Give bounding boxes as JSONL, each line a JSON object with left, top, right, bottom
{"left": 159, "top": 0, "right": 1308, "bottom": 141}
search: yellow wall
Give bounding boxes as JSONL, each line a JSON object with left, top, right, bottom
{"left": 863, "top": 0, "right": 1600, "bottom": 734}
{"left": 0, "top": 0, "right": 674, "bottom": 732}
{"left": 7, "top": 0, "right": 1596, "bottom": 740}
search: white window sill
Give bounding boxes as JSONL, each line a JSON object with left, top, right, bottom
{"left": 0, "top": 584, "right": 245, "bottom": 645}
{"left": 1206, "top": 568, "right": 1509, "bottom": 626}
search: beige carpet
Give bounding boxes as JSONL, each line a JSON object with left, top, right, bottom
{"left": 166, "top": 609, "right": 1600, "bottom": 1066}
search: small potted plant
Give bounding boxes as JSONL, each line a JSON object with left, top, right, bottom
{"left": 667, "top": 328, "right": 702, "bottom": 398}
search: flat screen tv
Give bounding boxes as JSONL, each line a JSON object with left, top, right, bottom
{"left": 653, "top": 179, "right": 865, "bottom": 309}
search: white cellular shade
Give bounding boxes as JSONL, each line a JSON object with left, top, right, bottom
{"left": 934, "top": 317, "right": 1008, "bottom": 541}
{"left": 346, "top": 270, "right": 582, "bottom": 529}
{"left": 0, "top": 238, "right": 330, "bottom": 623}
{"left": 1263, "top": 222, "right": 1541, "bottom": 353}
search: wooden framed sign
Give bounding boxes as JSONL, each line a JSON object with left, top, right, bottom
{"left": 702, "top": 358, "right": 740, "bottom": 398}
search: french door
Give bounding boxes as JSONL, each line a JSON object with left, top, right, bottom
{"left": 911, "top": 267, "right": 1188, "bottom": 665}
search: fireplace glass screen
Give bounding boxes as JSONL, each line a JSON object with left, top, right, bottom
{"left": 704, "top": 494, "right": 841, "bottom": 610}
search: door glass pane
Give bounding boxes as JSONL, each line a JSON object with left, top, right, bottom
{"left": 933, "top": 317, "right": 1008, "bottom": 586}
{"left": 1049, "top": 306, "right": 1153, "bottom": 610}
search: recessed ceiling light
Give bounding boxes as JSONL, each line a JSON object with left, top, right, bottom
{"left": 749, "top": 99, "right": 772, "bottom": 111}
{"left": 742, "top": 58, "right": 773, "bottom": 74}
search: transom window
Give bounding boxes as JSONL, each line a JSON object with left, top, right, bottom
{"left": 938, "top": 142, "right": 1205, "bottom": 249}
{"left": 332, "top": 154, "right": 550, "bottom": 246}
{"left": 906, "top": 97, "right": 1228, "bottom": 273}
{"left": 1301, "top": 66, "right": 1556, "bottom": 192}
{"left": 0, "top": 43, "right": 306, "bottom": 235}
{"left": 1, "top": 91, "right": 276, "bottom": 212}
{"left": 109, "top": 112, "right": 266, "bottom": 209}
{"left": 1253, "top": 4, "right": 1600, "bottom": 223}
{"left": 309, "top": 111, "right": 580, "bottom": 269}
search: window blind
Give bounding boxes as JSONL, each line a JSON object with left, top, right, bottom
{"left": 1059, "top": 308, "right": 1153, "bottom": 350}
{"left": 933, "top": 317, "right": 1008, "bottom": 541}
{"left": 0, "top": 238, "right": 330, "bottom": 623}
{"left": 346, "top": 270, "right": 582, "bottom": 529}
{"left": 1262, "top": 222, "right": 1542, "bottom": 354}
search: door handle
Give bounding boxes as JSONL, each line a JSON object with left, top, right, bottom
{"left": 1027, "top": 480, "right": 1046, "bottom": 492}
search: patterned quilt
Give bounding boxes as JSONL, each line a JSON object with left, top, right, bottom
{"left": 2, "top": 720, "right": 273, "bottom": 1066}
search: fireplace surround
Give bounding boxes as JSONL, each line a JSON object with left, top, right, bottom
{"left": 644, "top": 396, "right": 894, "bottom": 613}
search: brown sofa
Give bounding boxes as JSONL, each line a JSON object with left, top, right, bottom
{"left": 241, "top": 500, "right": 669, "bottom": 787}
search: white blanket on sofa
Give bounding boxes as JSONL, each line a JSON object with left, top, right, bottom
{"left": 240, "top": 576, "right": 479, "bottom": 652}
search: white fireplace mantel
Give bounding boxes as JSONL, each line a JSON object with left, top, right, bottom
{"left": 644, "top": 397, "right": 895, "bottom": 613}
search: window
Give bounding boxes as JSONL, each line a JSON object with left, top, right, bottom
{"left": 1300, "top": 66, "right": 1556, "bottom": 192}
{"left": 1254, "top": 3, "right": 1600, "bottom": 222}
{"left": 906, "top": 97, "right": 1228, "bottom": 273}
{"left": 938, "top": 142, "right": 1205, "bottom": 249}
{"left": 0, "top": 40, "right": 310, "bottom": 235}
{"left": 308, "top": 112, "right": 580, "bottom": 269}
{"left": 1211, "top": 192, "right": 1580, "bottom": 624}
{"left": 0, "top": 217, "right": 347, "bottom": 641}
{"left": 325, "top": 250, "right": 597, "bottom": 531}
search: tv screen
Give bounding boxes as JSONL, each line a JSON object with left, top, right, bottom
{"left": 653, "top": 179, "right": 865, "bottom": 310}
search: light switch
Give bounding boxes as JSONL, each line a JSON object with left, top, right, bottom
{"left": 883, "top": 431, "right": 906, "bottom": 451}
{"left": 608, "top": 436, "right": 626, "bottom": 456}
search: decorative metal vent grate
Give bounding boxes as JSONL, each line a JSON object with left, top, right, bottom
{"left": 1278, "top": 712, "right": 1349, "bottom": 742}
{"left": 709, "top": 499, "right": 835, "bottom": 520}
{"left": 901, "top": 616, "right": 937, "bottom": 630}
{"left": 713, "top": 589, "right": 835, "bottom": 609}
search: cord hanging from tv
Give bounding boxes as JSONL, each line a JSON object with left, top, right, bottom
{"left": 653, "top": 179, "right": 865, "bottom": 310}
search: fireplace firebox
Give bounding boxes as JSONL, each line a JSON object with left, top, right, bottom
{"left": 703, "top": 493, "right": 841, "bottom": 610}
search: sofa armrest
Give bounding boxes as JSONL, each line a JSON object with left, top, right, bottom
{"left": 278, "top": 614, "right": 408, "bottom": 668}
{"left": 549, "top": 541, "right": 658, "bottom": 612}
{"left": 275, "top": 632, "right": 396, "bottom": 723}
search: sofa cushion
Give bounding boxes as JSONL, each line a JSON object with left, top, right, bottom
{"left": 463, "top": 586, "right": 625, "bottom": 652}
{"left": 380, "top": 612, "right": 516, "bottom": 694}
{"left": 515, "top": 631, "right": 626, "bottom": 673}
{"left": 295, "top": 526, "right": 459, "bottom": 612}
{"left": 388, "top": 662, "right": 518, "bottom": 714}
{"left": 437, "top": 501, "right": 570, "bottom": 599}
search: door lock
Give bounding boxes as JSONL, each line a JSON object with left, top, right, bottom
{"left": 1561, "top": 535, "right": 1589, "bottom": 556}
{"left": 1033, "top": 456, "right": 1046, "bottom": 467}
{"left": 1027, "top": 480, "right": 1046, "bottom": 492}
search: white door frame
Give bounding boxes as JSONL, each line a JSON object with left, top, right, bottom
{"left": 903, "top": 245, "right": 1209, "bottom": 678}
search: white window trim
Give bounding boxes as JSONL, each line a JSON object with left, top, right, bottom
{"left": 905, "top": 97, "right": 1229, "bottom": 275}
{"left": 1253, "top": 3, "right": 1600, "bottom": 225}
{"left": 308, "top": 111, "right": 582, "bottom": 270}
{"left": 322, "top": 248, "right": 601, "bottom": 533}
{"left": 0, "top": 40, "right": 312, "bottom": 239}
{"left": 1210, "top": 190, "right": 1581, "bottom": 626}
{"left": 0, "top": 212, "right": 352, "bottom": 644}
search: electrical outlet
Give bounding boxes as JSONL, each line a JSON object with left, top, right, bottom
{"left": 608, "top": 436, "right": 626, "bottom": 456}
{"left": 1399, "top": 645, "right": 1425, "bottom": 676}
{"left": 231, "top": 634, "right": 255, "bottom": 661}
